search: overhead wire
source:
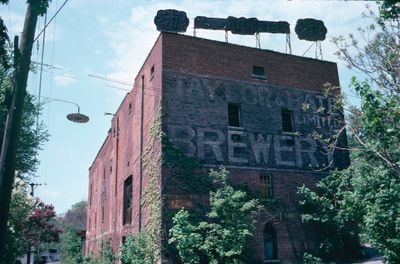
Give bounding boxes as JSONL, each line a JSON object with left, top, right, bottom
{"left": 44, "top": 0, "right": 59, "bottom": 181}
{"left": 36, "top": 13, "right": 47, "bottom": 131}
{"left": 34, "top": 0, "right": 70, "bottom": 42}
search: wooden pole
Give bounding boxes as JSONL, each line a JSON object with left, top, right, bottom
{"left": 0, "top": 3, "right": 40, "bottom": 261}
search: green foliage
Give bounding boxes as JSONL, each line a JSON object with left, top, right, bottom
{"left": 62, "top": 200, "right": 87, "bottom": 231}
{"left": 119, "top": 232, "right": 155, "bottom": 264}
{"left": 169, "top": 210, "right": 202, "bottom": 264}
{"left": 302, "top": 252, "right": 324, "bottom": 264}
{"left": 162, "top": 132, "right": 211, "bottom": 193}
{"left": 83, "top": 238, "right": 115, "bottom": 264}
{"left": 379, "top": 0, "right": 400, "bottom": 20}
{"left": 27, "top": 0, "right": 52, "bottom": 16}
{"left": 2, "top": 180, "right": 59, "bottom": 264}
{"left": 60, "top": 228, "right": 83, "bottom": 264}
{"left": 169, "top": 167, "right": 259, "bottom": 264}
{"left": 300, "top": 10, "right": 400, "bottom": 263}
{"left": 298, "top": 170, "right": 362, "bottom": 260}
{"left": 2, "top": 180, "right": 33, "bottom": 264}
{"left": 0, "top": 18, "right": 9, "bottom": 70}
{"left": 0, "top": 63, "right": 48, "bottom": 179}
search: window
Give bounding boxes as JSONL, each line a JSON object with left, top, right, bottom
{"left": 150, "top": 65, "right": 155, "bottom": 80}
{"left": 109, "top": 159, "right": 113, "bottom": 174}
{"left": 89, "top": 184, "right": 92, "bottom": 206}
{"left": 281, "top": 108, "right": 294, "bottom": 132}
{"left": 252, "top": 65, "right": 266, "bottom": 79}
{"left": 123, "top": 176, "right": 133, "bottom": 225}
{"left": 128, "top": 103, "right": 132, "bottom": 114}
{"left": 228, "top": 103, "right": 241, "bottom": 127}
{"left": 260, "top": 174, "right": 273, "bottom": 198}
{"left": 101, "top": 205, "right": 105, "bottom": 223}
{"left": 264, "top": 222, "right": 277, "bottom": 260}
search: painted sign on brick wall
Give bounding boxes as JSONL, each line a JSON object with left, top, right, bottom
{"left": 164, "top": 71, "right": 348, "bottom": 170}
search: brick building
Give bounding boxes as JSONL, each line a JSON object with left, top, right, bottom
{"left": 86, "top": 32, "right": 349, "bottom": 263}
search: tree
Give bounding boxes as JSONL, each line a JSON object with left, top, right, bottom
{"left": 1, "top": 179, "right": 59, "bottom": 264}
{"left": 2, "top": 179, "right": 33, "bottom": 264}
{"left": 0, "top": 1, "right": 51, "bottom": 259}
{"left": 62, "top": 200, "right": 87, "bottom": 231}
{"left": 298, "top": 5, "right": 400, "bottom": 263}
{"left": 59, "top": 201, "right": 89, "bottom": 264}
{"left": 379, "top": 0, "right": 400, "bottom": 20}
{"left": 60, "top": 228, "right": 84, "bottom": 264}
{"left": 169, "top": 167, "right": 259, "bottom": 264}
{"left": 298, "top": 170, "right": 363, "bottom": 261}
{"left": 0, "top": 53, "right": 48, "bottom": 179}
{"left": 120, "top": 233, "right": 155, "bottom": 264}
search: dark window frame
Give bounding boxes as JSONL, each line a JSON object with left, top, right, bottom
{"left": 150, "top": 65, "right": 155, "bottom": 81}
{"left": 123, "top": 176, "right": 133, "bottom": 225}
{"left": 252, "top": 65, "right": 267, "bottom": 79}
{"left": 101, "top": 205, "right": 105, "bottom": 223}
{"left": 264, "top": 222, "right": 278, "bottom": 260}
{"left": 260, "top": 174, "right": 273, "bottom": 198}
{"left": 281, "top": 108, "right": 294, "bottom": 133}
{"left": 128, "top": 102, "right": 132, "bottom": 114}
{"left": 228, "top": 103, "right": 241, "bottom": 127}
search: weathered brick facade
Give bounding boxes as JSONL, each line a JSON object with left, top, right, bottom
{"left": 86, "top": 32, "right": 349, "bottom": 263}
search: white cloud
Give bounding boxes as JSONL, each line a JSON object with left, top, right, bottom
{"left": 0, "top": 10, "right": 24, "bottom": 38}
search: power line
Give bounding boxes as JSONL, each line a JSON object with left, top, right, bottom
{"left": 36, "top": 13, "right": 47, "bottom": 131}
{"left": 33, "top": 0, "right": 70, "bottom": 42}
{"left": 87, "top": 73, "right": 134, "bottom": 86}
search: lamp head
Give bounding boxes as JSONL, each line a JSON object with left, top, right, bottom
{"left": 66, "top": 113, "right": 90, "bottom": 123}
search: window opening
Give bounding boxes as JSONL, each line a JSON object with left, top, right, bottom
{"left": 89, "top": 184, "right": 92, "bottom": 206}
{"left": 264, "top": 222, "right": 277, "bottom": 260}
{"left": 150, "top": 65, "right": 155, "bottom": 80}
{"left": 128, "top": 102, "right": 132, "bottom": 114}
{"left": 281, "top": 108, "right": 294, "bottom": 132}
{"left": 101, "top": 206, "right": 105, "bottom": 223}
{"left": 260, "top": 174, "right": 273, "bottom": 198}
{"left": 123, "top": 176, "right": 133, "bottom": 225}
{"left": 109, "top": 159, "right": 113, "bottom": 174}
{"left": 253, "top": 65, "right": 265, "bottom": 76}
{"left": 228, "top": 103, "right": 241, "bottom": 127}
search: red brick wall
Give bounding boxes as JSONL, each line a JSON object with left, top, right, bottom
{"left": 87, "top": 32, "right": 345, "bottom": 263}
{"left": 162, "top": 32, "right": 339, "bottom": 93}
{"left": 86, "top": 35, "right": 163, "bottom": 255}
{"left": 160, "top": 32, "right": 343, "bottom": 263}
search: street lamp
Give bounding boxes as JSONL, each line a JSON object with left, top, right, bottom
{"left": 44, "top": 98, "right": 90, "bottom": 123}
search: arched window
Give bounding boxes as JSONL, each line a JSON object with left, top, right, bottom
{"left": 264, "top": 222, "right": 277, "bottom": 260}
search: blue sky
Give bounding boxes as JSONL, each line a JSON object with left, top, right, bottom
{"left": 1, "top": 0, "right": 378, "bottom": 214}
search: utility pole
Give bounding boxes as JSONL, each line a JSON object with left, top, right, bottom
{"left": 0, "top": 2, "right": 42, "bottom": 261}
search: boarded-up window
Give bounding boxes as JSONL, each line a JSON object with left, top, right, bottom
{"left": 168, "top": 194, "right": 193, "bottom": 209}
{"left": 123, "top": 176, "right": 133, "bottom": 225}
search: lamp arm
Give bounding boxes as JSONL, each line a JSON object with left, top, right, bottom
{"left": 44, "top": 98, "right": 81, "bottom": 113}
